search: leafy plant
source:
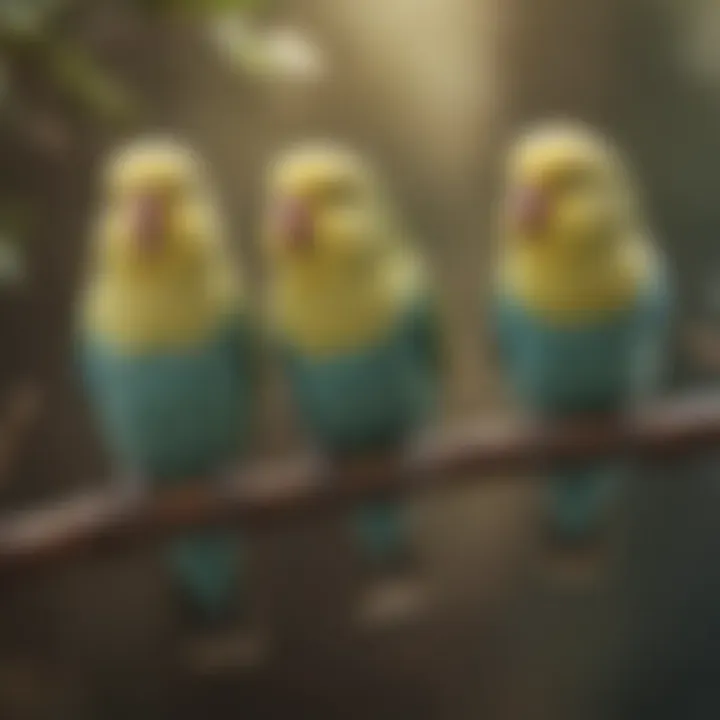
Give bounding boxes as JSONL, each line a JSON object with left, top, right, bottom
{"left": 0, "top": 0, "right": 276, "bottom": 286}
{"left": 129, "top": 0, "right": 270, "bottom": 15}
{"left": 0, "top": 201, "right": 31, "bottom": 289}
{"left": 0, "top": 239, "right": 23, "bottom": 287}
{"left": 0, "top": 0, "right": 275, "bottom": 130}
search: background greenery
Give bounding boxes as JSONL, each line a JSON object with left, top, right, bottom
{"left": 0, "top": 0, "right": 276, "bottom": 287}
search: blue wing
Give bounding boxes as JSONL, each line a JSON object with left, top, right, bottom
{"left": 489, "top": 290, "right": 517, "bottom": 376}
{"left": 406, "top": 291, "right": 443, "bottom": 380}
{"left": 630, "top": 262, "right": 674, "bottom": 399}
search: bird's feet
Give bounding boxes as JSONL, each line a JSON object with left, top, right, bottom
{"left": 542, "top": 522, "right": 610, "bottom": 591}
{"left": 182, "top": 621, "right": 270, "bottom": 675}
{"left": 176, "top": 593, "right": 271, "bottom": 675}
{"left": 356, "top": 576, "right": 428, "bottom": 630}
{"left": 355, "top": 555, "right": 429, "bottom": 630}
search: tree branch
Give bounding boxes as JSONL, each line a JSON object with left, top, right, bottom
{"left": 0, "top": 391, "right": 716, "bottom": 579}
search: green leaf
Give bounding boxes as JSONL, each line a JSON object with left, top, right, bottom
{"left": 0, "top": 0, "right": 68, "bottom": 36}
{"left": 187, "top": 0, "right": 272, "bottom": 12}
{"left": 45, "top": 41, "right": 136, "bottom": 124}
{"left": 0, "top": 202, "right": 31, "bottom": 286}
{"left": 0, "top": 240, "right": 24, "bottom": 286}
{"left": 132, "top": 0, "right": 272, "bottom": 19}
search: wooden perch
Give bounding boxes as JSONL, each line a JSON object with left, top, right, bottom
{"left": 0, "top": 392, "right": 718, "bottom": 579}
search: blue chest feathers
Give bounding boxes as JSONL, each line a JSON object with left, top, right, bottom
{"left": 495, "top": 280, "right": 670, "bottom": 413}
{"left": 284, "top": 307, "right": 437, "bottom": 454}
{"left": 82, "top": 321, "right": 252, "bottom": 480}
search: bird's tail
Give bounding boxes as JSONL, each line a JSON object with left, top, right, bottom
{"left": 545, "top": 461, "right": 625, "bottom": 542}
{"left": 352, "top": 500, "right": 411, "bottom": 568}
{"left": 165, "top": 530, "right": 243, "bottom": 622}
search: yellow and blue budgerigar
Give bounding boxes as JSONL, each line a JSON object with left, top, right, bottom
{"left": 262, "top": 142, "right": 441, "bottom": 622}
{"left": 78, "top": 137, "right": 256, "bottom": 646}
{"left": 493, "top": 121, "right": 672, "bottom": 545}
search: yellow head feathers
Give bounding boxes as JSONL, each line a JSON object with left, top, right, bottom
{"left": 262, "top": 141, "right": 399, "bottom": 282}
{"left": 103, "top": 136, "right": 207, "bottom": 198}
{"left": 501, "top": 120, "right": 641, "bottom": 257}
{"left": 499, "top": 120, "right": 655, "bottom": 320}
{"left": 94, "top": 135, "right": 225, "bottom": 280}
{"left": 261, "top": 141, "right": 421, "bottom": 354}
{"left": 266, "top": 141, "right": 373, "bottom": 196}
{"left": 83, "top": 136, "right": 241, "bottom": 351}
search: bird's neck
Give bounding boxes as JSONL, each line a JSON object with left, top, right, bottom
{"left": 85, "top": 264, "right": 237, "bottom": 351}
{"left": 504, "top": 236, "right": 653, "bottom": 321}
{"left": 271, "top": 256, "right": 414, "bottom": 355}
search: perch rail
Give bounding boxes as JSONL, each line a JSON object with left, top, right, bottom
{"left": 0, "top": 392, "right": 718, "bottom": 579}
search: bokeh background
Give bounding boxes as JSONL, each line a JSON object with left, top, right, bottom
{"left": 1, "top": 0, "right": 720, "bottom": 718}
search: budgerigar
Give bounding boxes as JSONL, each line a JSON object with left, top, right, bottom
{"left": 78, "top": 137, "right": 258, "bottom": 661}
{"left": 492, "top": 121, "right": 672, "bottom": 546}
{"left": 262, "top": 142, "right": 441, "bottom": 624}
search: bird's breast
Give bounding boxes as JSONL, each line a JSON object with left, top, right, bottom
{"left": 284, "top": 311, "right": 435, "bottom": 452}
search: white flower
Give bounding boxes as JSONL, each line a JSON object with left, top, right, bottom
{"left": 207, "top": 12, "right": 327, "bottom": 85}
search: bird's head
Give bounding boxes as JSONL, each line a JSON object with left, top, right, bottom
{"left": 97, "top": 136, "right": 215, "bottom": 277}
{"left": 263, "top": 142, "right": 388, "bottom": 284}
{"left": 502, "top": 121, "right": 638, "bottom": 265}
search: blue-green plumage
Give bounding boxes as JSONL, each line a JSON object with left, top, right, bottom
{"left": 284, "top": 297, "right": 439, "bottom": 564}
{"left": 495, "top": 273, "right": 671, "bottom": 537}
{"left": 81, "top": 315, "right": 253, "bottom": 619}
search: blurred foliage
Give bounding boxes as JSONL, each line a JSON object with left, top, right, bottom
{"left": 0, "top": 240, "right": 23, "bottom": 287}
{"left": 0, "top": 0, "right": 325, "bottom": 283}
{"left": 0, "top": 0, "right": 276, "bottom": 285}
{"left": 0, "top": 202, "right": 29, "bottom": 289}
{"left": 0, "top": 0, "right": 269, "bottom": 128}
{"left": 208, "top": 12, "right": 327, "bottom": 83}
{"left": 130, "top": 0, "right": 269, "bottom": 15}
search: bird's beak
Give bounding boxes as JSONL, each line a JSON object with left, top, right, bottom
{"left": 132, "top": 192, "right": 168, "bottom": 255}
{"left": 512, "top": 184, "right": 549, "bottom": 236}
{"left": 274, "top": 196, "right": 314, "bottom": 252}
